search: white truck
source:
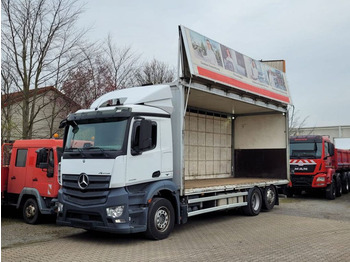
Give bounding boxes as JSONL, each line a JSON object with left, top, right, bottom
{"left": 56, "top": 26, "right": 291, "bottom": 239}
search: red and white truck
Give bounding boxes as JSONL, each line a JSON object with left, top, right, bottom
{"left": 289, "top": 135, "right": 350, "bottom": 199}
{"left": 1, "top": 139, "right": 63, "bottom": 223}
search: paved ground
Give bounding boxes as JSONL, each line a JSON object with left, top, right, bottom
{"left": 2, "top": 193, "right": 350, "bottom": 261}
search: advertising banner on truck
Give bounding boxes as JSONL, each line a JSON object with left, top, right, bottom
{"left": 180, "top": 26, "right": 291, "bottom": 104}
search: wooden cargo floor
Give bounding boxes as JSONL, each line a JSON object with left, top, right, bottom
{"left": 184, "top": 177, "right": 288, "bottom": 195}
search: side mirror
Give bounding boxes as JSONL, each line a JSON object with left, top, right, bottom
{"left": 36, "top": 148, "right": 48, "bottom": 171}
{"left": 139, "top": 119, "right": 153, "bottom": 151}
{"left": 59, "top": 119, "right": 67, "bottom": 129}
{"left": 329, "top": 143, "right": 335, "bottom": 156}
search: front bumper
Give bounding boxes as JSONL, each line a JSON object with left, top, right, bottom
{"left": 56, "top": 188, "right": 147, "bottom": 234}
{"left": 290, "top": 174, "right": 328, "bottom": 189}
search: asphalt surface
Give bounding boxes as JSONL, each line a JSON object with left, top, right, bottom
{"left": 2, "top": 193, "right": 350, "bottom": 261}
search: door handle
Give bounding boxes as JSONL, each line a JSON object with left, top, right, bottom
{"left": 33, "top": 178, "right": 38, "bottom": 182}
{"left": 11, "top": 176, "right": 16, "bottom": 180}
{"left": 152, "top": 171, "right": 161, "bottom": 178}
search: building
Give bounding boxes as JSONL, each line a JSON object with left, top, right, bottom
{"left": 1, "top": 86, "right": 80, "bottom": 142}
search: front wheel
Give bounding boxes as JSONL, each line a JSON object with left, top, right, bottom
{"left": 325, "top": 179, "right": 336, "bottom": 200}
{"left": 22, "top": 198, "right": 41, "bottom": 224}
{"left": 145, "top": 198, "right": 175, "bottom": 240}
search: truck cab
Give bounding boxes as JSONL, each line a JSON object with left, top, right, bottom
{"left": 57, "top": 85, "right": 175, "bottom": 237}
{"left": 289, "top": 135, "right": 341, "bottom": 199}
{"left": 1, "top": 139, "right": 63, "bottom": 223}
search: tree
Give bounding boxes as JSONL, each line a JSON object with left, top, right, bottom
{"left": 288, "top": 106, "right": 313, "bottom": 136}
{"left": 1, "top": 0, "right": 88, "bottom": 139}
{"left": 1, "top": 54, "right": 17, "bottom": 143}
{"left": 62, "top": 36, "right": 140, "bottom": 108}
{"left": 135, "top": 59, "right": 176, "bottom": 86}
{"left": 62, "top": 54, "right": 116, "bottom": 109}
{"left": 105, "top": 34, "right": 140, "bottom": 89}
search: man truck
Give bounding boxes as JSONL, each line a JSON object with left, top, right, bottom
{"left": 289, "top": 135, "right": 350, "bottom": 199}
{"left": 1, "top": 139, "right": 63, "bottom": 223}
{"left": 56, "top": 26, "right": 292, "bottom": 239}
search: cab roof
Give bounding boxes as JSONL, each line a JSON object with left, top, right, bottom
{"left": 13, "top": 139, "right": 63, "bottom": 148}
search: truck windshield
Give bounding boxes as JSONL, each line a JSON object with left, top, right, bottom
{"left": 65, "top": 118, "right": 128, "bottom": 151}
{"left": 290, "top": 142, "right": 322, "bottom": 159}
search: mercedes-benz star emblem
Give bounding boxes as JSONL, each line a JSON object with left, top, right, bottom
{"left": 78, "top": 173, "right": 89, "bottom": 190}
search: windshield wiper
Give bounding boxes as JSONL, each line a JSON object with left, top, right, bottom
{"left": 83, "top": 147, "right": 109, "bottom": 157}
{"left": 64, "top": 148, "right": 87, "bottom": 157}
{"left": 77, "top": 148, "right": 87, "bottom": 157}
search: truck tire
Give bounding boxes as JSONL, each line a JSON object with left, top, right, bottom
{"left": 22, "top": 198, "right": 41, "bottom": 224}
{"left": 145, "top": 198, "right": 175, "bottom": 240}
{"left": 342, "top": 173, "right": 349, "bottom": 194}
{"left": 262, "top": 185, "right": 276, "bottom": 211}
{"left": 325, "top": 179, "right": 336, "bottom": 200}
{"left": 335, "top": 175, "right": 342, "bottom": 197}
{"left": 242, "top": 187, "right": 262, "bottom": 216}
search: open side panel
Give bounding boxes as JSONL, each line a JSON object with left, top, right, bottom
{"left": 234, "top": 114, "right": 288, "bottom": 179}
{"left": 184, "top": 109, "right": 232, "bottom": 180}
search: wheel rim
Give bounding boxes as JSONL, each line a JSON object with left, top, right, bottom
{"left": 266, "top": 188, "right": 275, "bottom": 205}
{"left": 252, "top": 193, "right": 261, "bottom": 211}
{"left": 154, "top": 207, "right": 170, "bottom": 232}
{"left": 25, "top": 203, "right": 36, "bottom": 219}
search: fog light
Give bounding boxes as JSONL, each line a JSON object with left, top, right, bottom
{"left": 57, "top": 202, "right": 64, "bottom": 213}
{"left": 316, "top": 177, "right": 326, "bottom": 182}
{"left": 114, "top": 219, "right": 126, "bottom": 223}
{"left": 106, "top": 206, "right": 124, "bottom": 218}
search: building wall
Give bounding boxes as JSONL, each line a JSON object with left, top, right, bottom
{"left": 293, "top": 125, "right": 350, "bottom": 149}
{"left": 1, "top": 89, "right": 79, "bottom": 142}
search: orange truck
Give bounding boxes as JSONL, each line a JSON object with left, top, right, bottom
{"left": 1, "top": 139, "right": 63, "bottom": 223}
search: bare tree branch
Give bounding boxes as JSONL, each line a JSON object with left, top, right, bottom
{"left": 1, "top": 0, "right": 88, "bottom": 139}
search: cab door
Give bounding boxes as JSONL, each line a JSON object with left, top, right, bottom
{"left": 34, "top": 148, "right": 56, "bottom": 198}
{"left": 7, "top": 148, "right": 27, "bottom": 194}
{"left": 126, "top": 118, "right": 162, "bottom": 185}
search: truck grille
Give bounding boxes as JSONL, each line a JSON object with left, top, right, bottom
{"left": 291, "top": 175, "right": 314, "bottom": 187}
{"left": 62, "top": 174, "right": 111, "bottom": 206}
{"left": 290, "top": 164, "right": 316, "bottom": 173}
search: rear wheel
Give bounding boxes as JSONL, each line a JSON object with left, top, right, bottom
{"left": 145, "top": 198, "right": 175, "bottom": 240}
{"left": 262, "top": 185, "right": 276, "bottom": 211}
{"left": 242, "top": 187, "right": 262, "bottom": 216}
{"left": 335, "top": 175, "right": 342, "bottom": 197}
{"left": 342, "top": 173, "right": 349, "bottom": 194}
{"left": 22, "top": 198, "right": 41, "bottom": 224}
{"left": 326, "top": 179, "right": 336, "bottom": 200}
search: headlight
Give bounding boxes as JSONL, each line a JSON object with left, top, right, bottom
{"left": 316, "top": 177, "right": 326, "bottom": 182}
{"left": 106, "top": 206, "right": 124, "bottom": 218}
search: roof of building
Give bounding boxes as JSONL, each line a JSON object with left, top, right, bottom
{"left": 1, "top": 86, "right": 80, "bottom": 108}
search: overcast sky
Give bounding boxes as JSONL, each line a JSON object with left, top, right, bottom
{"left": 78, "top": 0, "right": 350, "bottom": 127}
